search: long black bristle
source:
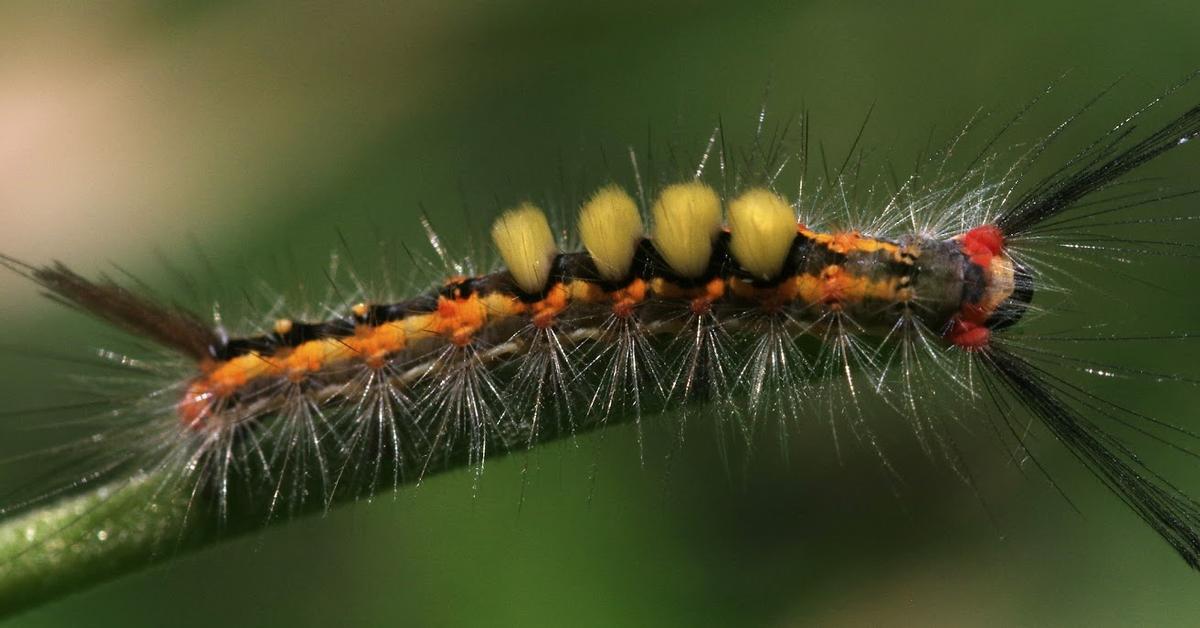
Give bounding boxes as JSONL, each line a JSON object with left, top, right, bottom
{"left": 998, "top": 99, "right": 1200, "bottom": 237}
{"left": 983, "top": 346, "right": 1200, "bottom": 569}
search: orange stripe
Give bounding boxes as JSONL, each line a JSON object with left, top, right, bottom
{"left": 181, "top": 236, "right": 919, "bottom": 426}
{"left": 798, "top": 228, "right": 903, "bottom": 258}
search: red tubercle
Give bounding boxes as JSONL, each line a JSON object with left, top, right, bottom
{"left": 944, "top": 227, "right": 1006, "bottom": 350}
{"left": 946, "top": 303, "right": 991, "bottom": 351}
{"left": 946, "top": 318, "right": 991, "bottom": 350}
{"left": 960, "top": 224, "right": 1005, "bottom": 267}
{"left": 610, "top": 278, "right": 648, "bottom": 318}
{"left": 689, "top": 277, "right": 726, "bottom": 315}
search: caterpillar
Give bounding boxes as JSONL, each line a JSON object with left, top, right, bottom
{"left": 3, "top": 78, "right": 1200, "bottom": 612}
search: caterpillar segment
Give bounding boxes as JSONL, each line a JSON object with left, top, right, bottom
{"left": 175, "top": 182, "right": 1028, "bottom": 429}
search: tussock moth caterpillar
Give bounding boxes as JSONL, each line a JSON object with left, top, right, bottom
{"left": 3, "top": 75, "right": 1200, "bottom": 617}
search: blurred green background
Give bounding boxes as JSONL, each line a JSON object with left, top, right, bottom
{"left": 2, "top": 1, "right": 1200, "bottom": 626}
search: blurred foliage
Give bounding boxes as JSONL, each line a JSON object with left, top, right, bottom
{"left": 1, "top": 0, "right": 1200, "bottom": 626}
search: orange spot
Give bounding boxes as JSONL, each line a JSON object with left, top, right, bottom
{"left": 532, "top": 284, "right": 569, "bottom": 329}
{"left": 611, "top": 278, "right": 647, "bottom": 318}
{"left": 800, "top": 228, "right": 900, "bottom": 257}
{"left": 208, "top": 353, "right": 273, "bottom": 395}
{"left": 690, "top": 277, "right": 726, "bottom": 315}
{"left": 728, "top": 276, "right": 804, "bottom": 313}
{"left": 346, "top": 322, "right": 406, "bottom": 369}
{"left": 820, "top": 265, "right": 847, "bottom": 304}
{"left": 828, "top": 231, "right": 861, "bottom": 255}
{"left": 177, "top": 380, "right": 215, "bottom": 430}
{"left": 434, "top": 294, "right": 487, "bottom": 346}
{"left": 282, "top": 342, "right": 330, "bottom": 382}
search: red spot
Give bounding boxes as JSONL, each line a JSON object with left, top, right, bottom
{"left": 533, "top": 311, "right": 556, "bottom": 329}
{"left": 689, "top": 278, "right": 725, "bottom": 315}
{"left": 946, "top": 319, "right": 991, "bottom": 350}
{"left": 946, "top": 303, "right": 991, "bottom": 350}
{"left": 610, "top": 279, "right": 647, "bottom": 318}
{"left": 961, "top": 225, "right": 1005, "bottom": 267}
{"left": 178, "top": 381, "right": 215, "bottom": 430}
{"left": 944, "top": 229, "right": 1005, "bottom": 350}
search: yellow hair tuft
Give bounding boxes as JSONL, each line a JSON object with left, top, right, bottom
{"left": 727, "top": 188, "right": 797, "bottom": 280}
{"left": 650, "top": 182, "right": 722, "bottom": 278}
{"left": 578, "top": 185, "right": 643, "bottom": 281}
{"left": 491, "top": 203, "right": 558, "bottom": 294}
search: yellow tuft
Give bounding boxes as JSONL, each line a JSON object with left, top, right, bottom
{"left": 727, "top": 188, "right": 797, "bottom": 280}
{"left": 650, "top": 181, "right": 722, "bottom": 278}
{"left": 491, "top": 203, "right": 559, "bottom": 294}
{"left": 578, "top": 185, "right": 643, "bottom": 281}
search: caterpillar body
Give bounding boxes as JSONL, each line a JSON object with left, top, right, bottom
{"left": 4, "top": 81, "right": 1200, "bottom": 607}
{"left": 177, "top": 194, "right": 1015, "bottom": 449}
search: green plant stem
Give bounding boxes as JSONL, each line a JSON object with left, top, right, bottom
{"left": 0, "top": 406, "right": 649, "bottom": 619}
{"left": 0, "top": 473, "right": 202, "bottom": 618}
